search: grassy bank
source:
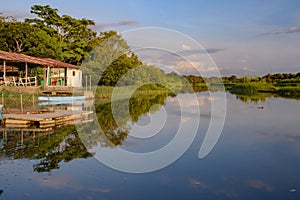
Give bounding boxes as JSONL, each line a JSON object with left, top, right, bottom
{"left": 94, "top": 84, "right": 173, "bottom": 100}
{"left": 230, "top": 83, "right": 263, "bottom": 95}
{"left": 229, "top": 82, "right": 300, "bottom": 99}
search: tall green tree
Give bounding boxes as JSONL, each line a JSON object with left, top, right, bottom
{"left": 99, "top": 53, "right": 143, "bottom": 86}
{"left": 25, "top": 5, "right": 100, "bottom": 64}
{"left": 81, "top": 30, "right": 146, "bottom": 86}
{"left": 0, "top": 18, "right": 62, "bottom": 59}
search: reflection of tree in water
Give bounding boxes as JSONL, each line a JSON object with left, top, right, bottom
{"left": 234, "top": 93, "right": 274, "bottom": 104}
{"left": 97, "top": 93, "right": 168, "bottom": 144}
{"left": 0, "top": 126, "right": 92, "bottom": 172}
{"left": 236, "top": 95, "right": 266, "bottom": 104}
{"left": 78, "top": 93, "right": 169, "bottom": 149}
{"left": 0, "top": 93, "right": 170, "bottom": 172}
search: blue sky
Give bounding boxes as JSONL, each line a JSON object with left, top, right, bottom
{"left": 1, "top": 0, "right": 300, "bottom": 76}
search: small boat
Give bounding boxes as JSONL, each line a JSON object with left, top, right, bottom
{"left": 38, "top": 96, "right": 86, "bottom": 102}
{"left": 38, "top": 100, "right": 86, "bottom": 106}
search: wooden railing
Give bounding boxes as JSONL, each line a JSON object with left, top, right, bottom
{"left": 0, "top": 76, "right": 37, "bottom": 87}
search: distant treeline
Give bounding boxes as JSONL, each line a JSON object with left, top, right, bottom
{"left": 184, "top": 72, "right": 300, "bottom": 85}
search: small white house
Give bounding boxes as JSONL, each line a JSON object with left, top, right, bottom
{"left": 42, "top": 58, "right": 82, "bottom": 88}
{"left": 67, "top": 69, "right": 82, "bottom": 87}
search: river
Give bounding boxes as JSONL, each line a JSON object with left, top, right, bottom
{"left": 0, "top": 91, "right": 299, "bottom": 200}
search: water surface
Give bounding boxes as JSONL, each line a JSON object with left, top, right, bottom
{"left": 0, "top": 92, "right": 299, "bottom": 200}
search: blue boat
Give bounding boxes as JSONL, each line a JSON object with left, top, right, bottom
{"left": 38, "top": 96, "right": 86, "bottom": 102}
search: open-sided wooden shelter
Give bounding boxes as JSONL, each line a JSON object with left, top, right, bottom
{"left": 0, "top": 50, "right": 82, "bottom": 88}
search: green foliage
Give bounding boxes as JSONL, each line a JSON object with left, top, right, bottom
{"left": 0, "top": 5, "right": 100, "bottom": 64}
{"left": 276, "top": 87, "right": 300, "bottom": 98}
{"left": 77, "top": 92, "right": 169, "bottom": 149}
{"left": 0, "top": 126, "right": 92, "bottom": 172}
{"left": 0, "top": 92, "right": 38, "bottom": 111}
{"left": 116, "top": 65, "right": 166, "bottom": 86}
{"left": 231, "top": 83, "right": 260, "bottom": 95}
{"left": 29, "top": 66, "right": 44, "bottom": 84}
{"left": 25, "top": 5, "right": 100, "bottom": 65}
{"left": 95, "top": 93, "right": 168, "bottom": 145}
{"left": 234, "top": 93, "right": 274, "bottom": 104}
{"left": 184, "top": 75, "right": 205, "bottom": 84}
{"left": 0, "top": 20, "right": 62, "bottom": 59}
{"left": 81, "top": 31, "right": 131, "bottom": 86}
{"left": 98, "top": 53, "right": 143, "bottom": 86}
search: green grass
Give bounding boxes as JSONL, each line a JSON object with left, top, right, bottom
{"left": 94, "top": 84, "right": 172, "bottom": 100}
{"left": 230, "top": 83, "right": 276, "bottom": 95}
{"left": 230, "top": 83, "right": 260, "bottom": 95}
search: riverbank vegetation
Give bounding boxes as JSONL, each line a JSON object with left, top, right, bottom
{"left": 184, "top": 72, "right": 300, "bottom": 98}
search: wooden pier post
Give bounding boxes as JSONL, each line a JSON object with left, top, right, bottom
{"left": 32, "top": 94, "right": 35, "bottom": 108}
{"left": 86, "top": 75, "right": 88, "bottom": 91}
{"left": 20, "top": 94, "right": 23, "bottom": 112}
{"left": 90, "top": 75, "right": 92, "bottom": 91}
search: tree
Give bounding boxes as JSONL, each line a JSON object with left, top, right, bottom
{"left": 81, "top": 31, "right": 130, "bottom": 85}
{"left": 116, "top": 64, "right": 167, "bottom": 86}
{"left": 0, "top": 19, "right": 62, "bottom": 58}
{"left": 99, "top": 53, "right": 142, "bottom": 86}
{"left": 228, "top": 75, "right": 237, "bottom": 82}
{"left": 25, "top": 5, "right": 100, "bottom": 65}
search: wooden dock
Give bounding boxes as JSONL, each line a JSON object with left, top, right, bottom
{"left": 3, "top": 110, "right": 93, "bottom": 128}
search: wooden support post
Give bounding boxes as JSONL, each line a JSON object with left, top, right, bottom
{"left": 3, "top": 60, "right": 6, "bottom": 86}
{"left": 21, "top": 130, "right": 24, "bottom": 145}
{"left": 64, "top": 68, "right": 67, "bottom": 86}
{"left": 47, "top": 66, "right": 50, "bottom": 86}
{"left": 43, "top": 67, "right": 47, "bottom": 87}
{"left": 4, "top": 130, "right": 7, "bottom": 141}
{"left": 20, "top": 94, "right": 23, "bottom": 112}
{"left": 25, "top": 62, "right": 28, "bottom": 86}
{"left": 85, "top": 75, "right": 88, "bottom": 91}
{"left": 3, "top": 60, "right": 6, "bottom": 78}
{"left": 58, "top": 68, "right": 60, "bottom": 86}
{"left": 89, "top": 75, "right": 92, "bottom": 91}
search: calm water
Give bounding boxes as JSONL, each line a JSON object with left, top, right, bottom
{"left": 0, "top": 92, "right": 300, "bottom": 200}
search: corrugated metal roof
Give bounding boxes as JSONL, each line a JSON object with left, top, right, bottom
{"left": 0, "top": 50, "right": 79, "bottom": 69}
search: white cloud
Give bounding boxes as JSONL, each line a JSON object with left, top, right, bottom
{"left": 181, "top": 44, "right": 192, "bottom": 50}
{"left": 261, "top": 26, "right": 300, "bottom": 36}
{"left": 165, "top": 59, "right": 220, "bottom": 75}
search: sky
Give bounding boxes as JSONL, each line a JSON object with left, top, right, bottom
{"left": 1, "top": 0, "right": 300, "bottom": 76}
